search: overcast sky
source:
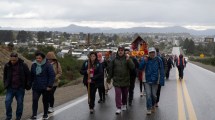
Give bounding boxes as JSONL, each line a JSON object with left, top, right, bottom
{"left": 0, "top": 0, "right": 214, "bottom": 30}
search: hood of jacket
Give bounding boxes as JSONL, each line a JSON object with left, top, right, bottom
{"left": 46, "top": 52, "right": 57, "bottom": 60}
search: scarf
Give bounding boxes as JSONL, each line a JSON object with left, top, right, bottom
{"left": 35, "top": 59, "right": 47, "bottom": 75}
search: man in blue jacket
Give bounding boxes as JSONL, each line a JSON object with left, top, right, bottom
{"left": 139, "top": 47, "right": 165, "bottom": 115}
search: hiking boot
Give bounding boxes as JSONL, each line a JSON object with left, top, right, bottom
{"left": 42, "top": 114, "right": 49, "bottom": 120}
{"left": 48, "top": 107, "right": 54, "bottom": 113}
{"left": 146, "top": 110, "right": 152, "bottom": 115}
{"left": 121, "top": 105, "right": 127, "bottom": 111}
{"left": 30, "top": 116, "right": 37, "bottom": 120}
{"left": 115, "top": 109, "right": 121, "bottom": 114}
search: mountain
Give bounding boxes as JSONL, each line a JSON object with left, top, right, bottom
{"left": 1, "top": 24, "right": 215, "bottom": 35}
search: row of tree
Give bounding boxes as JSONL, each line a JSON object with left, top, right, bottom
{"left": 0, "top": 30, "right": 60, "bottom": 43}
{"left": 180, "top": 38, "right": 215, "bottom": 56}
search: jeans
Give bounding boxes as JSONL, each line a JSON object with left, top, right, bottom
{"left": 5, "top": 87, "right": 25, "bottom": 119}
{"left": 145, "top": 83, "right": 158, "bottom": 110}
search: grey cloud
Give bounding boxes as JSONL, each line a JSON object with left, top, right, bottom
{"left": 0, "top": 0, "right": 215, "bottom": 27}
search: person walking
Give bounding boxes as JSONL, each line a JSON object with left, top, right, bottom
{"left": 139, "top": 47, "right": 165, "bottom": 115}
{"left": 46, "top": 52, "right": 62, "bottom": 113}
{"left": 176, "top": 54, "right": 186, "bottom": 80}
{"left": 166, "top": 54, "right": 175, "bottom": 80}
{"left": 155, "top": 48, "right": 166, "bottom": 108}
{"left": 124, "top": 49, "right": 139, "bottom": 106}
{"left": 107, "top": 46, "right": 135, "bottom": 114}
{"left": 3, "top": 53, "right": 31, "bottom": 120}
{"left": 138, "top": 55, "right": 147, "bottom": 97}
{"left": 103, "top": 51, "right": 112, "bottom": 95}
{"left": 80, "top": 52, "right": 103, "bottom": 114}
{"left": 97, "top": 52, "right": 105, "bottom": 103}
{"left": 30, "top": 51, "right": 55, "bottom": 120}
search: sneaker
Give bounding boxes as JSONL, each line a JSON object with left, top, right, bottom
{"left": 15, "top": 117, "right": 21, "bottom": 120}
{"left": 121, "top": 105, "right": 127, "bottom": 111}
{"left": 48, "top": 107, "right": 54, "bottom": 113}
{"left": 105, "top": 90, "right": 108, "bottom": 95}
{"left": 30, "top": 116, "right": 37, "bottom": 120}
{"left": 146, "top": 110, "right": 152, "bottom": 115}
{"left": 43, "top": 115, "right": 49, "bottom": 120}
{"left": 155, "top": 103, "right": 159, "bottom": 107}
{"left": 115, "top": 109, "right": 121, "bottom": 114}
{"left": 140, "top": 92, "right": 143, "bottom": 97}
{"left": 90, "top": 109, "right": 94, "bottom": 114}
{"left": 5, "top": 118, "right": 11, "bottom": 120}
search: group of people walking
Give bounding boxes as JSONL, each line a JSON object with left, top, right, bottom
{"left": 80, "top": 46, "right": 187, "bottom": 115}
{"left": 3, "top": 51, "right": 62, "bottom": 120}
{"left": 3, "top": 47, "right": 187, "bottom": 119}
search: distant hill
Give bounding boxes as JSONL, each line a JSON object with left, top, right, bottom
{"left": 0, "top": 46, "right": 32, "bottom": 80}
{"left": 1, "top": 24, "right": 215, "bottom": 35}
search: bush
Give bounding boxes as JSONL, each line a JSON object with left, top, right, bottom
{"left": 190, "top": 57, "right": 215, "bottom": 66}
{"left": 57, "top": 54, "right": 83, "bottom": 83}
{"left": 0, "top": 80, "right": 6, "bottom": 95}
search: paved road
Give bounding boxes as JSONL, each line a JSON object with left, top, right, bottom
{"left": 37, "top": 47, "right": 215, "bottom": 120}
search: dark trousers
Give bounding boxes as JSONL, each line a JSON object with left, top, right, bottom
{"left": 32, "top": 89, "right": 50, "bottom": 116}
{"left": 129, "top": 76, "right": 136, "bottom": 103}
{"left": 178, "top": 66, "right": 184, "bottom": 79}
{"left": 48, "top": 86, "right": 57, "bottom": 108}
{"left": 156, "top": 84, "right": 162, "bottom": 103}
{"left": 97, "top": 86, "right": 105, "bottom": 101}
{"left": 5, "top": 87, "right": 25, "bottom": 119}
{"left": 140, "top": 81, "right": 145, "bottom": 92}
{"left": 86, "top": 83, "right": 96, "bottom": 109}
{"left": 166, "top": 67, "right": 171, "bottom": 79}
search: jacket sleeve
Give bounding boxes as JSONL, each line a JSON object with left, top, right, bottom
{"left": 80, "top": 61, "right": 88, "bottom": 75}
{"left": 127, "top": 58, "right": 135, "bottom": 71}
{"left": 107, "top": 60, "right": 113, "bottom": 83}
{"left": 158, "top": 58, "right": 165, "bottom": 86}
{"left": 138, "top": 59, "right": 145, "bottom": 70}
{"left": 56, "top": 62, "right": 62, "bottom": 80}
{"left": 23, "top": 63, "right": 31, "bottom": 90}
{"left": 47, "top": 64, "right": 55, "bottom": 87}
{"left": 30, "top": 63, "right": 35, "bottom": 85}
{"left": 3, "top": 64, "right": 8, "bottom": 88}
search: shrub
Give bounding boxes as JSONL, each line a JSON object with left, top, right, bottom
{"left": 0, "top": 80, "right": 5, "bottom": 95}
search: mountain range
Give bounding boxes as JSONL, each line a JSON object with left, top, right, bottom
{"left": 1, "top": 24, "right": 215, "bottom": 35}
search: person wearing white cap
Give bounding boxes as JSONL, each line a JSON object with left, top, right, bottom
{"left": 139, "top": 47, "right": 165, "bottom": 115}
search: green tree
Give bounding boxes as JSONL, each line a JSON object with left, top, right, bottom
{"left": 17, "top": 30, "right": 28, "bottom": 42}
{"left": 37, "top": 31, "right": 46, "bottom": 43}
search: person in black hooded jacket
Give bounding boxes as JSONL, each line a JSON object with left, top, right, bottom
{"left": 80, "top": 51, "right": 103, "bottom": 114}
{"left": 3, "top": 53, "right": 31, "bottom": 120}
